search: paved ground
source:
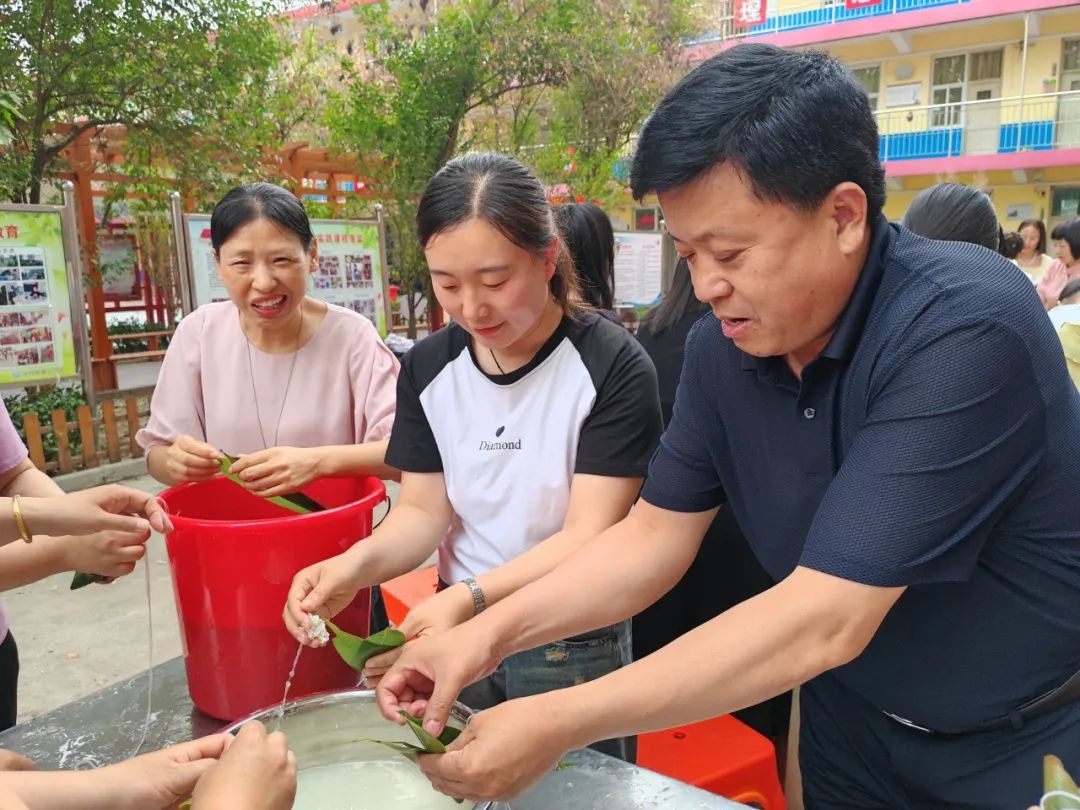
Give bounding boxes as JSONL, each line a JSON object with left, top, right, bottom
{"left": 4, "top": 472, "right": 399, "bottom": 724}
{"left": 5, "top": 473, "right": 177, "bottom": 724}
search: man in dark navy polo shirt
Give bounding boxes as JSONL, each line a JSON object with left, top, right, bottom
{"left": 377, "top": 44, "right": 1080, "bottom": 809}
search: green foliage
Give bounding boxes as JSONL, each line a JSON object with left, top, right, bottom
{"left": 2, "top": 384, "right": 87, "bottom": 462}
{"left": 328, "top": 0, "right": 700, "bottom": 333}
{"left": 0, "top": 0, "right": 293, "bottom": 205}
{"left": 530, "top": 0, "right": 701, "bottom": 205}
{"left": 329, "top": 0, "right": 587, "bottom": 334}
{"left": 0, "top": 89, "right": 23, "bottom": 147}
{"left": 107, "top": 317, "right": 172, "bottom": 354}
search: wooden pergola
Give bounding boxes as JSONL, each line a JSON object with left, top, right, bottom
{"left": 56, "top": 127, "right": 374, "bottom": 392}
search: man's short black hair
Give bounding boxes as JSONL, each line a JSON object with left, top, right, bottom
{"left": 631, "top": 43, "right": 886, "bottom": 222}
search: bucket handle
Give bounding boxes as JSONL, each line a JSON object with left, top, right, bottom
{"left": 373, "top": 493, "right": 392, "bottom": 530}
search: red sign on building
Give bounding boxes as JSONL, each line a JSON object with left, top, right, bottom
{"left": 733, "top": 0, "right": 766, "bottom": 28}
{"left": 845, "top": 0, "right": 882, "bottom": 9}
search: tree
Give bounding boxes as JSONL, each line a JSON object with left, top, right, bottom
{"left": 0, "top": 0, "right": 288, "bottom": 205}
{"left": 531, "top": 0, "right": 700, "bottom": 206}
{"left": 329, "top": 0, "right": 586, "bottom": 336}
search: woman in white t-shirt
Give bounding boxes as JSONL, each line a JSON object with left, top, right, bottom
{"left": 284, "top": 153, "right": 662, "bottom": 761}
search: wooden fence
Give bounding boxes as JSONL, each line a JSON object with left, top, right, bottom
{"left": 21, "top": 393, "right": 152, "bottom": 476}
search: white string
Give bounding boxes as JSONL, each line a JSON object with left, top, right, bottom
{"left": 1042, "top": 790, "right": 1080, "bottom": 810}
{"left": 125, "top": 550, "right": 154, "bottom": 759}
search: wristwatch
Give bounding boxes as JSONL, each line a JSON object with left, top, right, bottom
{"left": 462, "top": 577, "right": 486, "bottom": 615}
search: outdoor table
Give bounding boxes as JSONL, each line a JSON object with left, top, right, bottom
{"left": 0, "top": 657, "right": 749, "bottom": 808}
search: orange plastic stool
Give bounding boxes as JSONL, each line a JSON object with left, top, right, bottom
{"left": 638, "top": 714, "right": 786, "bottom": 810}
{"left": 381, "top": 566, "right": 438, "bottom": 626}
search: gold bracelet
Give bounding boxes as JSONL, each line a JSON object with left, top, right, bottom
{"left": 11, "top": 495, "right": 32, "bottom": 544}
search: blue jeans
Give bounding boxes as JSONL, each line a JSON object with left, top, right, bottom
{"left": 458, "top": 621, "right": 636, "bottom": 762}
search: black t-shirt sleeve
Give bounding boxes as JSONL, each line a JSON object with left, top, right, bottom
{"left": 385, "top": 350, "right": 443, "bottom": 473}
{"left": 575, "top": 337, "right": 663, "bottom": 477}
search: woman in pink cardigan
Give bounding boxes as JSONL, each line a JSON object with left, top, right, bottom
{"left": 137, "top": 184, "right": 399, "bottom": 497}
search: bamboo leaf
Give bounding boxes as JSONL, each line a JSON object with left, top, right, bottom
{"left": 69, "top": 572, "right": 107, "bottom": 590}
{"left": 399, "top": 711, "right": 462, "bottom": 753}
{"left": 359, "top": 738, "right": 427, "bottom": 758}
{"left": 1044, "top": 755, "right": 1080, "bottom": 810}
{"left": 324, "top": 619, "right": 405, "bottom": 671}
{"left": 218, "top": 452, "right": 327, "bottom": 514}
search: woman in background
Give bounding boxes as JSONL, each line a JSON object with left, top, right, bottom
{"left": 554, "top": 202, "right": 618, "bottom": 322}
{"left": 900, "top": 183, "right": 1002, "bottom": 252}
{"left": 633, "top": 259, "right": 792, "bottom": 745}
{"left": 1014, "top": 218, "right": 1055, "bottom": 280}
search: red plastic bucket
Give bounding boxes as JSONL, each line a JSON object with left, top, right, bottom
{"left": 159, "top": 475, "right": 385, "bottom": 720}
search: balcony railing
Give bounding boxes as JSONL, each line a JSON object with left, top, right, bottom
{"left": 686, "top": 0, "right": 971, "bottom": 46}
{"left": 874, "top": 91, "right": 1080, "bottom": 162}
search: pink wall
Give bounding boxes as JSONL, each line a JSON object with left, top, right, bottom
{"left": 885, "top": 146, "right": 1080, "bottom": 177}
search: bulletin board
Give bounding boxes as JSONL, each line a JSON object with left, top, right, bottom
{"left": 177, "top": 210, "right": 392, "bottom": 337}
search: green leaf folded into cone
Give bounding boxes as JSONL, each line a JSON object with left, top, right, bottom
{"left": 360, "top": 715, "right": 466, "bottom": 802}
{"left": 1043, "top": 755, "right": 1080, "bottom": 810}
{"left": 218, "top": 452, "right": 327, "bottom": 514}
{"left": 69, "top": 572, "right": 109, "bottom": 590}
{"left": 324, "top": 620, "right": 405, "bottom": 671}
{"left": 399, "top": 711, "right": 462, "bottom": 753}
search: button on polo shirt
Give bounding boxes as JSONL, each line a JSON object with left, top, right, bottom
{"left": 642, "top": 215, "right": 1080, "bottom": 733}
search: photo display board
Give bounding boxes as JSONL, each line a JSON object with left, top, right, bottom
{"left": 184, "top": 215, "right": 389, "bottom": 336}
{"left": 0, "top": 210, "right": 79, "bottom": 385}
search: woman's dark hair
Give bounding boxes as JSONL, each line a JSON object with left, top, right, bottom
{"left": 631, "top": 43, "right": 886, "bottom": 222}
{"left": 900, "top": 183, "right": 1001, "bottom": 252}
{"left": 1055, "top": 218, "right": 1080, "bottom": 262}
{"left": 1001, "top": 231, "right": 1024, "bottom": 260}
{"left": 416, "top": 153, "right": 581, "bottom": 313}
{"left": 554, "top": 203, "right": 615, "bottom": 310}
{"left": 1018, "top": 218, "right": 1047, "bottom": 254}
{"left": 210, "top": 183, "right": 314, "bottom": 254}
{"left": 640, "top": 259, "right": 704, "bottom": 335}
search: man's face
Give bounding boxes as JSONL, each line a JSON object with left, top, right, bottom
{"left": 658, "top": 163, "right": 870, "bottom": 375}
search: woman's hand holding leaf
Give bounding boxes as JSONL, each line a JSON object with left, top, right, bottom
{"left": 57, "top": 526, "right": 151, "bottom": 579}
{"left": 19, "top": 485, "right": 172, "bottom": 539}
{"left": 164, "top": 435, "right": 220, "bottom": 483}
{"left": 283, "top": 553, "right": 364, "bottom": 645}
{"left": 229, "top": 447, "right": 323, "bottom": 498}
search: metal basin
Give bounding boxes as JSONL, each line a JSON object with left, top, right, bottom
{"left": 222, "top": 689, "right": 490, "bottom": 810}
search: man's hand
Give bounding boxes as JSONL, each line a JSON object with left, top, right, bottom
{"left": 418, "top": 694, "right": 573, "bottom": 803}
{"left": 0, "top": 749, "right": 35, "bottom": 771}
{"left": 376, "top": 623, "right": 502, "bottom": 737}
{"left": 95, "top": 734, "right": 230, "bottom": 810}
{"left": 363, "top": 584, "right": 474, "bottom": 685}
{"left": 229, "top": 447, "right": 323, "bottom": 498}
{"left": 283, "top": 553, "right": 364, "bottom": 645}
{"left": 163, "top": 436, "right": 221, "bottom": 483}
{"left": 190, "top": 722, "right": 296, "bottom": 810}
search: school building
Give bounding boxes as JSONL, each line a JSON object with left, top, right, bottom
{"left": 673, "top": 0, "right": 1080, "bottom": 233}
